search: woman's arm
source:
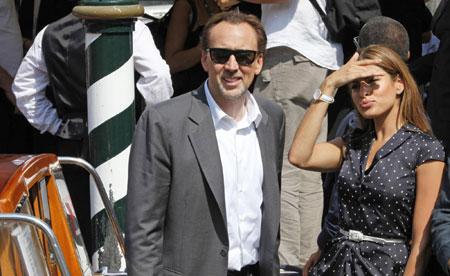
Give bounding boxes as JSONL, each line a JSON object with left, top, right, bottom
{"left": 404, "top": 160, "right": 445, "bottom": 276}
{"left": 288, "top": 91, "right": 344, "bottom": 172}
{"left": 165, "top": 0, "right": 203, "bottom": 73}
{"left": 288, "top": 53, "right": 383, "bottom": 172}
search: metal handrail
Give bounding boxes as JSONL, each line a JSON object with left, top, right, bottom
{"left": 0, "top": 213, "right": 71, "bottom": 276}
{"left": 57, "top": 156, "right": 125, "bottom": 257}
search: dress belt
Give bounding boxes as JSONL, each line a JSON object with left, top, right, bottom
{"left": 339, "top": 228, "right": 406, "bottom": 244}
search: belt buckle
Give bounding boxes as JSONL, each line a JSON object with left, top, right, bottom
{"left": 348, "top": 229, "right": 363, "bottom": 241}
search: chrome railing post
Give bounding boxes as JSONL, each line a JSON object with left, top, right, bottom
{"left": 57, "top": 156, "right": 125, "bottom": 256}
{"left": 0, "top": 213, "right": 71, "bottom": 276}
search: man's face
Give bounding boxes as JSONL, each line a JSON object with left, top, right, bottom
{"left": 201, "top": 21, "right": 263, "bottom": 105}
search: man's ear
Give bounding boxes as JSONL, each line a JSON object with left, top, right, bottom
{"left": 254, "top": 53, "right": 263, "bottom": 75}
{"left": 201, "top": 50, "right": 209, "bottom": 72}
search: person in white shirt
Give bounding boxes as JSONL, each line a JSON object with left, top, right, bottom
{"left": 218, "top": 0, "right": 343, "bottom": 268}
{"left": 12, "top": 14, "right": 173, "bottom": 137}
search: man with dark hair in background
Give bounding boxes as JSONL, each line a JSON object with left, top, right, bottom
{"left": 358, "top": 16, "right": 410, "bottom": 62}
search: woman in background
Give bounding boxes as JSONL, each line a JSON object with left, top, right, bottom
{"left": 289, "top": 45, "right": 445, "bottom": 276}
{"left": 165, "top": 0, "right": 220, "bottom": 97}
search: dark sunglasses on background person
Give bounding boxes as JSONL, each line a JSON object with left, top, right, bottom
{"left": 207, "top": 48, "right": 259, "bottom": 66}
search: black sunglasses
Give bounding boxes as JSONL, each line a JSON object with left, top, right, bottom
{"left": 207, "top": 48, "right": 259, "bottom": 66}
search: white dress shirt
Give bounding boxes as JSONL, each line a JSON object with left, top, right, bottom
{"left": 204, "top": 82, "right": 264, "bottom": 271}
{"left": 12, "top": 19, "right": 173, "bottom": 135}
{"left": 262, "top": 0, "right": 343, "bottom": 70}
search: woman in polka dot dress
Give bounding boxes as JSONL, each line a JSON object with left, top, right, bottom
{"left": 289, "top": 45, "right": 446, "bottom": 276}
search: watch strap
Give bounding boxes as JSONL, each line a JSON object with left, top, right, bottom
{"left": 319, "top": 93, "right": 334, "bottom": 104}
{"left": 315, "top": 88, "right": 334, "bottom": 104}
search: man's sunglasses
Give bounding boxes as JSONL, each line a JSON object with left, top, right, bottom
{"left": 207, "top": 48, "right": 259, "bottom": 66}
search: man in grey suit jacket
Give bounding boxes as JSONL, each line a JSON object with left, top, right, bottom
{"left": 125, "top": 11, "right": 285, "bottom": 276}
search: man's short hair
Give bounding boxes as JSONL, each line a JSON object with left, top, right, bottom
{"left": 359, "top": 16, "right": 410, "bottom": 61}
{"left": 200, "top": 11, "right": 267, "bottom": 54}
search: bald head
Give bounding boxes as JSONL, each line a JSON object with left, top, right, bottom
{"left": 359, "top": 16, "right": 409, "bottom": 61}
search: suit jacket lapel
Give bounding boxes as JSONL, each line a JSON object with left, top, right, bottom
{"left": 255, "top": 101, "right": 279, "bottom": 242}
{"left": 188, "top": 85, "right": 227, "bottom": 227}
{"left": 255, "top": 97, "right": 280, "bottom": 261}
{"left": 256, "top": 106, "right": 271, "bottom": 193}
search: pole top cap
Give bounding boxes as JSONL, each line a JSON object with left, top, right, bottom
{"left": 73, "top": 3, "right": 144, "bottom": 19}
{"left": 78, "top": 0, "right": 139, "bottom": 6}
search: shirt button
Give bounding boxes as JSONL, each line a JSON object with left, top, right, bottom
{"left": 220, "top": 249, "right": 227, "bottom": 257}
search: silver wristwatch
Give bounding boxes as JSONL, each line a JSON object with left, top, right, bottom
{"left": 313, "top": 88, "right": 334, "bottom": 104}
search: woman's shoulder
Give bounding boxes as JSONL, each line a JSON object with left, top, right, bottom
{"left": 406, "top": 124, "right": 443, "bottom": 147}
{"left": 405, "top": 124, "right": 446, "bottom": 164}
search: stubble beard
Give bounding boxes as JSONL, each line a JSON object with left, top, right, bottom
{"left": 217, "top": 72, "right": 248, "bottom": 101}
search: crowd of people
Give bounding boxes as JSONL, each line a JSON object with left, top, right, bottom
{"left": 1, "top": 0, "right": 450, "bottom": 275}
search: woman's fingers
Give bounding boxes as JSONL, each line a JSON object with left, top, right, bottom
{"left": 348, "top": 64, "right": 385, "bottom": 79}
{"left": 340, "top": 61, "right": 385, "bottom": 82}
{"left": 354, "top": 58, "right": 382, "bottom": 66}
{"left": 302, "top": 260, "right": 312, "bottom": 276}
{"left": 348, "top": 52, "right": 360, "bottom": 62}
{"left": 321, "top": 54, "right": 384, "bottom": 92}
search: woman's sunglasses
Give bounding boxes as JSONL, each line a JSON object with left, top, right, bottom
{"left": 207, "top": 48, "right": 259, "bottom": 66}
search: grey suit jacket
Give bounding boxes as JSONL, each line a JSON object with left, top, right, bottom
{"left": 125, "top": 84, "right": 285, "bottom": 276}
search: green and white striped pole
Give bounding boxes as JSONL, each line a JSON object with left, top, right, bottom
{"left": 73, "top": 1, "right": 143, "bottom": 271}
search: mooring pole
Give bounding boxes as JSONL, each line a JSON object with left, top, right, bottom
{"left": 73, "top": 1, "right": 143, "bottom": 271}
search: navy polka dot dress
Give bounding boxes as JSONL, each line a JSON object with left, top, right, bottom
{"left": 310, "top": 123, "right": 445, "bottom": 276}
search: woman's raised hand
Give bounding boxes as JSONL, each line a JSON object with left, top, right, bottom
{"left": 320, "top": 52, "right": 384, "bottom": 94}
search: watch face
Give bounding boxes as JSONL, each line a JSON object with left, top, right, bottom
{"left": 313, "top": 89, "right": 321, "bottom": 100}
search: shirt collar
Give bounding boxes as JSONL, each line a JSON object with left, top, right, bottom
{"left": 204, "top": 80, "right": 262, "bottom": 128}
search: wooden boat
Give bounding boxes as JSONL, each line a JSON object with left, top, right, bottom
{"left": 0, "top": 154, "right": 124, "bottom": 276}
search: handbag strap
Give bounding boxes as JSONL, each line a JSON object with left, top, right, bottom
{"left": 309, "top": 0, "right": 333, "bottom": 33}
{"left": 309, "top": 0, "right": 327, "bottom": 18}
